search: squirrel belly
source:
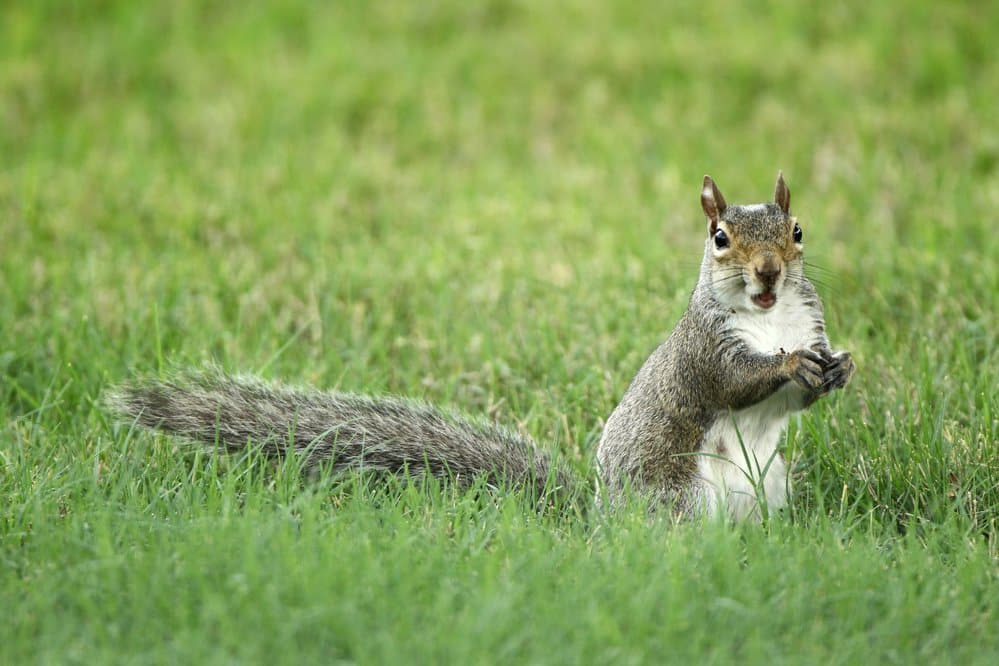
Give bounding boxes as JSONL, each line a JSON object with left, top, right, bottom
{"left": 695, "top": 288, "right": 826, "bottom": 520}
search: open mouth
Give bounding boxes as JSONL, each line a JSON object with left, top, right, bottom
{"left": 752, "top": 292, "right": 777, "bottom": 309}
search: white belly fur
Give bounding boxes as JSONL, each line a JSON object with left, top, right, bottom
{"left": 698, "top": 291, "right": 823, "bottom": 521}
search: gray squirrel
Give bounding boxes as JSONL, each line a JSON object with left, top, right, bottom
{"left": 110, "top": 173, "right": 854, "bottom": 520}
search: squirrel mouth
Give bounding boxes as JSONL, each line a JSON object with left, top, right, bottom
{"left": 752, "top": 292, "right": 777, "bottom": 309}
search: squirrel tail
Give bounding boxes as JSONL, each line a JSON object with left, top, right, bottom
{"left": 107, "top": 366, "right": 578, "bottom": 504}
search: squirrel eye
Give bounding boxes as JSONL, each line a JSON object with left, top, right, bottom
{"left": 713, "top": 228, "right": 730, "bottom": 249}
{"left": 793, "top": 223, "right": 803, "bottom": 243}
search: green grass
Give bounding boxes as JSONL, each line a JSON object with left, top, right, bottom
{"left": 2, "top": 0, "right": 997, "bottom": 662}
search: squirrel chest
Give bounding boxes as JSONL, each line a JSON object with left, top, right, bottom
{"left": 728, "top": 291, "right": 821, "bottom": 356}
{"left": 698, "top": 291, "right": 823, "bottom": 520}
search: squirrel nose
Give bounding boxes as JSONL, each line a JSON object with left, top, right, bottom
{"left": 755, "top": 264, "right": 781, "bottom": 284}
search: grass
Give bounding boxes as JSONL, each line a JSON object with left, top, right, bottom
{"left": 2, "top": 0, "right": 997, "bottom": 662}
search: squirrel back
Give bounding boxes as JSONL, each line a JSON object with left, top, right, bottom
{"left": 110, "top": 173, "right": 853, "bottom": 520}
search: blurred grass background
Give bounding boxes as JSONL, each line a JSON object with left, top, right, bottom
{"left": 2, "top": 1, "right": 997, "bottom": 662}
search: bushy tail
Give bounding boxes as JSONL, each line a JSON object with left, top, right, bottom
{"left": 108, "top": 367, "right": 578, "bottom": 502}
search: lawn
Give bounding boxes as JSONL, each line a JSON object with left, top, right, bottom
{"left": 2, "top": 1, "right": 997, "bottom": 663}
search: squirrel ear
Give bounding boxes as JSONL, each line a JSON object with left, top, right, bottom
{"left": 701, "top": 175, "right": 727, "bottom": 234}
{"left": 774, "top": 171, "right": 791, "bottom": 214}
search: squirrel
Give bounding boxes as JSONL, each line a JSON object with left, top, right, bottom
{"left": 109, "top": 173, "right": 854, "bottom": 521}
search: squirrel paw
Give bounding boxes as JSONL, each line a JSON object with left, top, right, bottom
{"left": 788, "top": 349, "right": 825, "bottom": 391}
{"left": 819, "top": 351, "right": 855, "bottom": 392}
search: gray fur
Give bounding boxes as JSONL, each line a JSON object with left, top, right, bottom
{"left": 108, "top": 366, "right": 577, "bottom": 503}
{"left": 109, "top": 174, "right": 853, "bottom": 519}
{"left": 597, "top": 175, "right": 853, "bottom": 515}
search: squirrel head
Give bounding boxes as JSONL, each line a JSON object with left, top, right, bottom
{"left": 700, "top": 172, "right": 803, "bottom": 313}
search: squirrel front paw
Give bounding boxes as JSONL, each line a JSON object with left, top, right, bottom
{"left": 787, "top": 349, "right": 826, "bottom": 392}
{"left": 819, "top": 351, "right": 855, "bottom": 392}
